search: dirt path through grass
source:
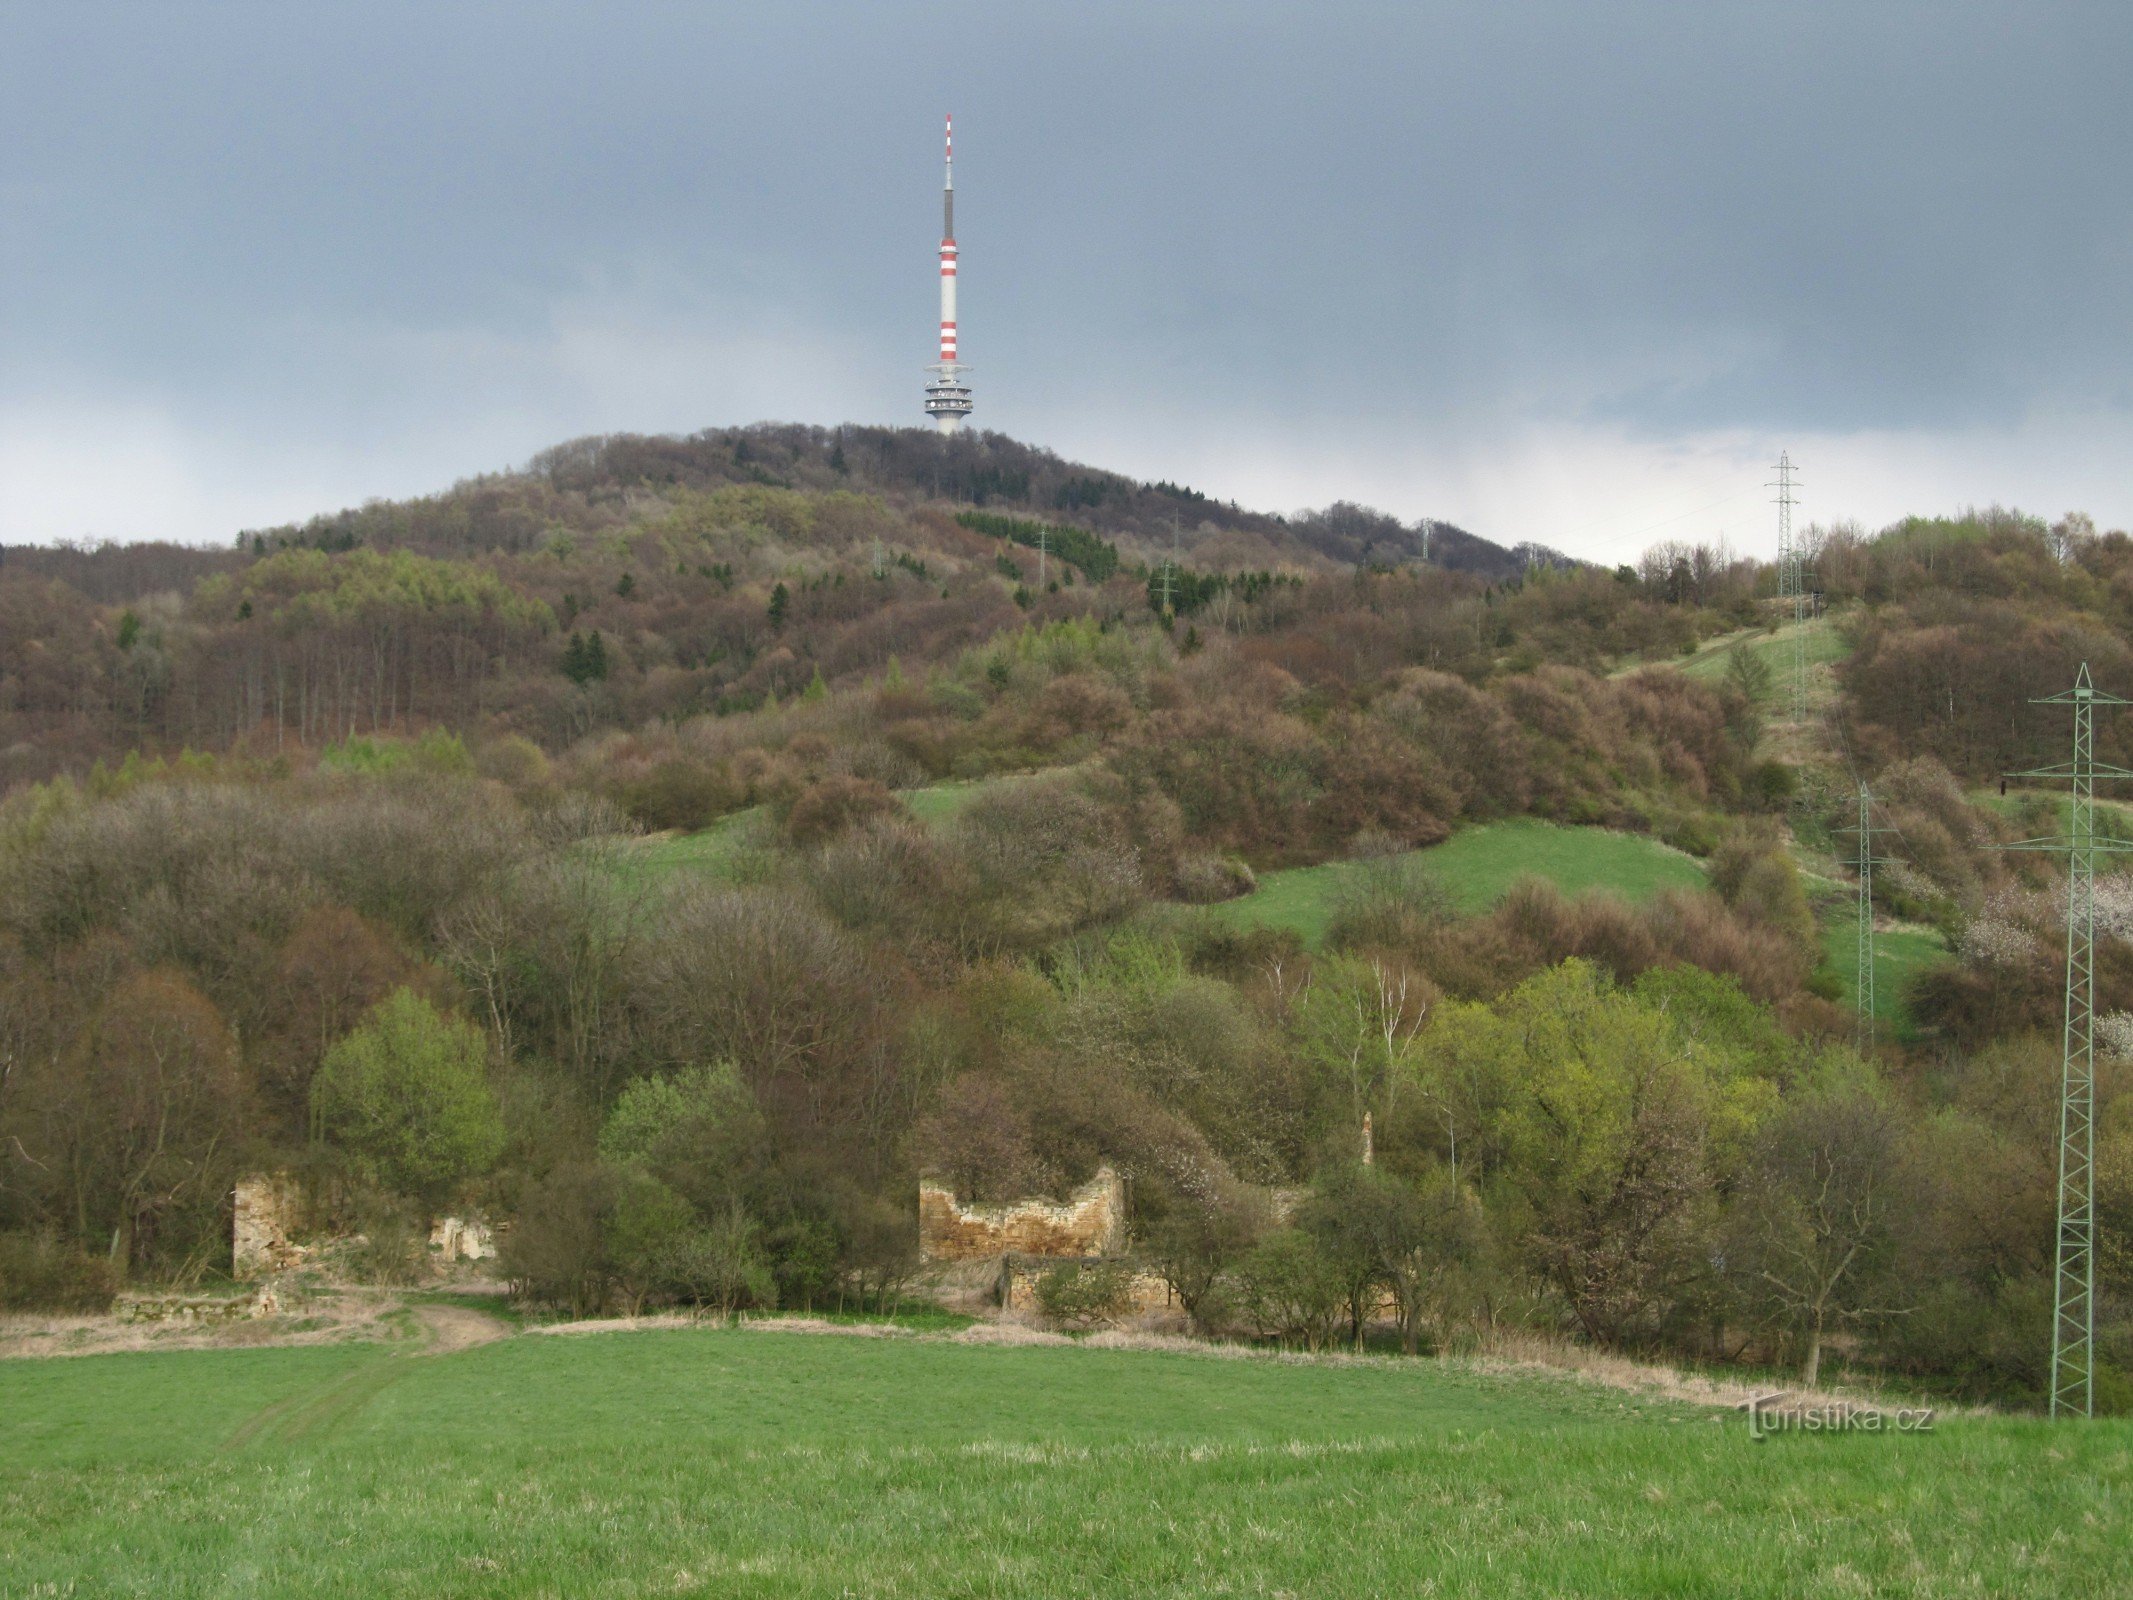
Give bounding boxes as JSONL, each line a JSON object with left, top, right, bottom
{"left": 414, "top": 1304, "right": 511, "bottom": 1354}
{"left": 222, "top": 1304, "right": 510, "bottom": 1451}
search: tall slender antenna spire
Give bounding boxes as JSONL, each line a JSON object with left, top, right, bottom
{"left": 923, "top": 113, "right": 973, "bottom": 433}
{"left": 2003, "top": 663, "right": 2133, "bottom": 1418}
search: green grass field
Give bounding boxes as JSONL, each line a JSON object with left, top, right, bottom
{"left": 1205, "top": 821, "right": 1706, "bottom": 948}
{"left": 1973, "top": 787, "right": 2133, "bottom": 849}
{"left": 899, "top": 776, "right": 1026, "bottom": 822}
{"left": 3, "top": 1328, "right": 2124, "bottom": 1597}
{"left": 605, "top": 807, "right": 768, "bottom": 891}
{"left": 610, "top": 778, "right": 1023, "bottom": 892}
{"left": 1817, "top": 920, "right": 1950, "bottom": 1034}
{"left": 1678, "top": 615, "right": 1850, "bottom": 685}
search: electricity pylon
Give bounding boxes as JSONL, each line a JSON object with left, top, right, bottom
{"left": 1836, "top": 783, "right": 1896, "bottom": 1051}
{"left": 1157, "top": 515, "right": 1180, "bottom": 620}
{"left": 1036, "top": 525, "right": 1050, "bottom": 589}
{"left": 1770, "top": 452, "right": 1807, "bottom": 722}
{"left": 2003, "top": 663, "right": 2133, "bottom": 1418}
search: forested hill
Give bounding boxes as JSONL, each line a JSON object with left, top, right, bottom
{"left": 0, "top": 424, "right": 1564, "bottom": 785}
{"left": 1, "top": 424, "right": 1546, "bottom": 591}
{"left": 296, "top": 425, "right": 1551, "bottom": 578}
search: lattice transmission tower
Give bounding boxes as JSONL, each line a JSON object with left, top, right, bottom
{"left": 2004, "top": 663, "right": 2133, "bottom": 1418}
{"left": 1836, "top": 784, "right": 1895, "bottom": 1051}
{"left": 1156, "top": 515, "right": 1180, "bottom": 620}
{"left": 1770, "top": 452, "right": 1807, "bottom": 721}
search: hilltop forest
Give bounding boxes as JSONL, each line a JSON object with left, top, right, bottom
{"left": 2, "top": 423, "right": 2129, "bottom": 1409}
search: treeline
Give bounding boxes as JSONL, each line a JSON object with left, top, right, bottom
{"left": 0, "top": 693, "right": 2113, "bottom": 1401}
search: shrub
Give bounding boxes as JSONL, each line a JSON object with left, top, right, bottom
{"left": 1138, "top": 1178, "right": 1272, "bottom": 1332}
{"left": 1327, "top": 849, "right": 1455, "bottom": 951}
{"left": 767, "top": 1218, "right": 840, "bottom": 1313}
{"left": 661, "top": 1202, "right": 777, "bottom": 1320}
{"left": 606, "top": 1171, "right": 698, "bottom": 1315}
{"left": 1173, "top": 852, "right": 1255, "bottom": 904}
{"left": 784, "top": 775, "right": 905, "bottom": 846}
{"left": 1709, "top": 827, "right": 1815, "bottom": 950}
{"left": 1231, "top": 1229, "right": 1347, "bottom": 1350}
{"left": 500, "top": 1163, "right": 614, "bottom": 1316}
{"left": 0, "top": 1232, "right": 119, "bottom": 1314}
{"left": 1034, "top": 1259, "right": 1133, "bottom": 1328}
{"left": 346, "top": 1189, "right": 426, "bottom": 1285}
{"left": 617, "top": 759, "right": 740, "bottom": 832}
{"left": 600, "top": 1062, "right": 765, "bottom": 1214}
{"left": 1750, "top": 760, "right": 1799, "bottom": 809}
{"left": 311, "top": 990, "right": 506, "bottom": 1208}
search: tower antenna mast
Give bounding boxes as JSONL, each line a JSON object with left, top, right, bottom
{"left": 922, "top": 114, "right": 974, "bottom": 433}
{"left": 2003, "top": 663, "right": 2133, "bottom": 1417}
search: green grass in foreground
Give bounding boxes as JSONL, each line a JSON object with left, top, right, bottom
{"left": 2, "top": 1329, "right": 2125, "bottom": 1598}
{"left": 1206, "top": 820, "right": 1706, "bottom": 948}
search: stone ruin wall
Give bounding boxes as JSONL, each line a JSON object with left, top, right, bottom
{"left": 429, "top": 1215, "right": 497, "bottom": 1263}
{"left": 918, "top": 1164, "right": 1126, "bottom": 1263}
{"left": 232, "top": 1172, "right": 311, "bottom": 1280}
{"left": 996, "top": 1256, "right": 1176, "bottom": 1316}
{"left": 235, "top": 1171, "right": 498, "bottom": 1278}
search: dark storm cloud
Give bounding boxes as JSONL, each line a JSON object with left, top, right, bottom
{"left": 2, "top": 2, "right": 2128, "bottom": 545}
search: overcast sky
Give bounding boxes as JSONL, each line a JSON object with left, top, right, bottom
{"left": 3, "top": 2, "right": 2129, "bottom": 561}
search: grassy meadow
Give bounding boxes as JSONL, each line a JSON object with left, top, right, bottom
{"left": 3, "top": 1326, "right": 2126, "bottom": 1598}
{"left": 1817, "top": 920, "right": 1949, "bottom": 1036}
{"left": 1204, "top": 820, "right": 1706, "bottom": 948}
{"left": 1676, "top": 613, "right": 1852, "bottom": 687}
{"left": 609, "top": 777, "right": 1026, "bottom": 892}
{"left": 607, "top": 786, "right": 1708, "bottom": 956}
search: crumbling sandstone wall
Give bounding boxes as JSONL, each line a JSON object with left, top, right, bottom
{"left": 997, "top": 1256, "right": 1175, "bottom": 1316}
{"left": 919, "top": 1165, "right": 1126, "bottom": 1263}
{"left": 232, "top": 1173, "right": 310, "bottom": 1279}
{"left": 429, "top": 1215, "right": 496, "bottom": 1264}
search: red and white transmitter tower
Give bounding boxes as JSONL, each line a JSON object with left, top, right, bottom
{"left": 923, "top": 114, "right": 974, "bottom": 432}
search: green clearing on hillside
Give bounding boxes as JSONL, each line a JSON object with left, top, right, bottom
{"left": 898, "top": 775, "right": 1030, "bottom": 822}
{"left": 604, "top": 806, "right": 769, "bottom": 892}
{"left": 611, "top": 778, "right": 1024, "bottom": 891}
{"left": 1204, "top": 820, "right": 1706, "bottom": 948}
{"left": 1817, "top": 920, "right": 1950, "bottom": 1035}
{"left": 2, "top": 1328, "right": 2123, "bottom": 1598}
{"left": 1974, "top": 788, "right": 2133, "bottom": 850}
{"left": 1678, "top": 614, "right": 1850, "bottom": 685}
